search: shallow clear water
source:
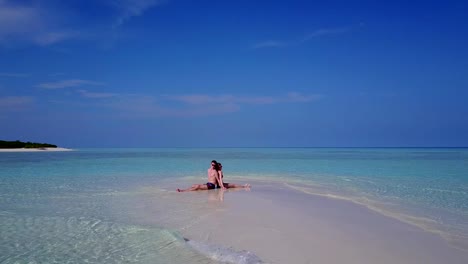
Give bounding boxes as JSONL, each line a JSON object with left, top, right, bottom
{"left": 1, "top": 148, "right": 467, "bottom": 262}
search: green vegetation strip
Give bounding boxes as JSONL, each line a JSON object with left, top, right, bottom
{"left": 0, "top": 140, "right": 57, "bottom": 149}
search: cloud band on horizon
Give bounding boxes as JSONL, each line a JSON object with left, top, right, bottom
{"left": 72, "top": 91, "right": 322, "bottom": 118}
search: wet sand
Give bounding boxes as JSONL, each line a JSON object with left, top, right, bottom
{"left": 122, "top": 179, "right": 468, "bottom": 264}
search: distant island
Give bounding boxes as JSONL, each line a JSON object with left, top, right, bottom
{"left": 0, "top": 140, "right": 58, "bottom": 149}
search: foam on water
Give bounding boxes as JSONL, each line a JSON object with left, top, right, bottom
{"left": 183, "top": 238, "right": 264, "bottom": 264}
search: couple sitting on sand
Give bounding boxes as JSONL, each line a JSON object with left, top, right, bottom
{"left": 177, "top": 160, "right": 251, "bottom": 192}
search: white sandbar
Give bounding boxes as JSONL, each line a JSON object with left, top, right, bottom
{"left": 0, "top": 147, "right": 72, "bottom": 152}
{"left": 123, "top": 179, "right": 468, "bottom": 264}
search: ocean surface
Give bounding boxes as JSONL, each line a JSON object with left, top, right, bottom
{"left": 1, "top": 148, "right": 468, "bottom": 263}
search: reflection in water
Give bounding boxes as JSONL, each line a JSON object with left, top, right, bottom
{"left": 207, "top": 187, "right": 251, "bottom": 202}
{"left": 207, "top": 189, "right": 225, "bottom": 202}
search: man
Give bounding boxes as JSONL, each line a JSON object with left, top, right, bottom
{"left": 177, "top": 160, "right": 226, "bottom": 192}
{"left": 210, "top": 160, "right": 227, "bottom": 190}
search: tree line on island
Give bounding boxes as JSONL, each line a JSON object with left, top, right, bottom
{"left": 0, "top": 140, "right": 57, "bottom": 149}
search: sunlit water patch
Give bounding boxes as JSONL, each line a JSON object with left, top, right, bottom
{"left": 0, "top": 214, "right": 214, "bottom": 264}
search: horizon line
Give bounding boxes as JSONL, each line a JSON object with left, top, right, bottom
{"left": 59, "top": 146, "right": 468, "bottom": 149}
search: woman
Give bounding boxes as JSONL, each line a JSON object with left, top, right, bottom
{"left": 216, "top": 162, "right": 251, "bottom": 189}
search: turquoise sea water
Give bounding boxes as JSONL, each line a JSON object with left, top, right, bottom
{"left": 1, "top": 148, "right": 467, "bottom": 262}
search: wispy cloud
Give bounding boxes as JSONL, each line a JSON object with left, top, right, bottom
{"left": 110, "top": 92, "right": 319, "bottom": 118}
{"left": 0, "top": 1, "right": 40, "bottom": 37}
{"left": 252, "top": 24, "right": 362, "bottom": 49}
{"left": 0, "top": 1, "right": 77, "bottom": 46}
{"left": 0, "top": 96, "right": 34, "bottom": 110}
{"left": 0, "top": 72, "right": 29, "bottom": 77}
{"left": 58, "top": 91, "right": 321, "bottom": 118}
{"left": 0, "top": 0, "right": 168, "bottom": 47}
{"left": 111, "top": 0, "right": 166, "bottom": 27}
{"left": 34, "top": 31, "right": 80, "bottom": 46}
{"left": 48, "top": 72, "right": 66, "bottom": 77}
{"left": 37, "top": 79, "right": 104, "bottom": 89}
{"left": 165, "top": 92, "right": 320, "bottom": 117}
{"left": 285, "top": 92, "right": 322, "bottom": 102}
{"left": 167, "top": 92, "right": 321, "bottom": 105}
{"left": 301, "top": 26, "right": 355, "bottom": 41}
{"left": 167, "top": 94, "right": 276, "bottom": 105}
{"left": 77, "top": 89, "right": 116, "bottom": 98}
{"left": 166, "top": 103, "right": 240, "bottom": 117}
{"left": 101, "top": 95, "right": 241, "bottom": 118}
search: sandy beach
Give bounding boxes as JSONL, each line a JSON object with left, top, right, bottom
{"left": 121, "top": 178, "right": 468, "bottom": 264}
{"left": 0, "top": 147, "right": 72, "bottom": 152}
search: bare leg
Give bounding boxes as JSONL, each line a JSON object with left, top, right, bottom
{"left": 177, "top": 184, "right": 209, "bottom": 192}
{"left": 225, "top": 183, "right": 251, "bottom": 189}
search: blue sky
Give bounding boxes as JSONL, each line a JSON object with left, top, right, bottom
{"left": 1, "top": 0, "right": 467, "bottom": 147}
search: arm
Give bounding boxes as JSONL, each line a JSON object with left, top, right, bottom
{"left": 217, "top": 171, "right": 227, "bottom": 189}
